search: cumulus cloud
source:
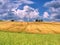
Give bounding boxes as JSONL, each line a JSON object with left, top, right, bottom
{"left": 43, "top": 12, "right": 49, "bottom": 18}
{"left": 44, "top": 0, "right": 60, "bottom": 21}
{"left": 0, "top": 0, "right": 40, "bottom": 21}
{"left": 14, "top": 5, "right": 40, "bottom": 21}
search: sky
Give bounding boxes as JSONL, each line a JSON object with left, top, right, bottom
{"left": 0, "top": 0, "right": 60, "bottom": 22}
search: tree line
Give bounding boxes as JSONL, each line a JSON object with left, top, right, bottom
{"left": 0, "top": 19, "right": 43, "bottom": 22}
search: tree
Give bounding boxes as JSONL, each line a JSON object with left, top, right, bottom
{"left": 11, "top": 20, "right": 14, "bottom": 22}
{"left": 35, "top": 19, "right": 43, "bottom": 22}
{"left": 35, "top": 19, "right": 39, "bottom": 22}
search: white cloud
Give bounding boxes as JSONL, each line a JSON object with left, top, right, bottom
{"left": 23, "top": 5, "right": 34, "bottom": 11}
{"left": 44, "top": 0, "right": 60, "bottom": 8}
{"left": 14, "top": 5, "right": 40, "bottom": 21}
{"left": 43, "top": 12, "right": 49, "bottom": 18}
{"left": 0, "top": 0, "right": 34, "bottom": 13}
{"left": 0, "top": 0, "right": 37, "bottom": 21}
{"left": 44, "top": 0, "right": 60, "bottom": 21}
{"left": 20, "top": 0, "right": 34, "bottom": 4}
{"left": 0, "top": 0, "right": 34, "bottom": 11}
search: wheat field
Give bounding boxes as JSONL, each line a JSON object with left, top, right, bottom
{"left": 0, "top": 21, "right": 60, "bottom": 34}
{"left": 0, "top": 21, "right": 60, "bottom": 45}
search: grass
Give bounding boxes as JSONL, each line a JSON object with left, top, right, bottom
{"left": 0, "top": 31, "right": 60, "bottom": 45}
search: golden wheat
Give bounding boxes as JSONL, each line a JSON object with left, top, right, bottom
{"left": 0, "top": 21, "right": 60, "bottom": 34}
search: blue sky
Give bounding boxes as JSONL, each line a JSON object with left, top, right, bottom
{"left": 18, "top": 0, "right": 51, "bottom": 15}
{"left": 0, "top": 0, "right": 60, "bottom": 22}
{"left": 31, "top": 0, "right": 51, "bottom": 15}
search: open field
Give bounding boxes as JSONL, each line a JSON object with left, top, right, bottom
{"left": 0, "top": 31, "right": 60, "bottom": 45}
{"left": 0, "top": 22, "right": 60, "bottom": 34}
{"left": 0, "top": 22, "right": 60, "bottom": 45}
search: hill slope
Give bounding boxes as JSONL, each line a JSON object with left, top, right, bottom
{"left": 0, "top": 22, "right": 60, "bottom": 34}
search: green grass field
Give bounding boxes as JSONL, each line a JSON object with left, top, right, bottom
{"left": 0, "top": 31, "right": 60, "bottom": 45}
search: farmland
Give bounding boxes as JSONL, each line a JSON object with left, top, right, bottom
{"left": 0, "top": 22, "right": 60, "bottom": 45}
{"left": 0, "top": 31, "right": 60, "bottom": 45}
{"left": 0, "top": 22, "right": 60, "bottom": 34}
